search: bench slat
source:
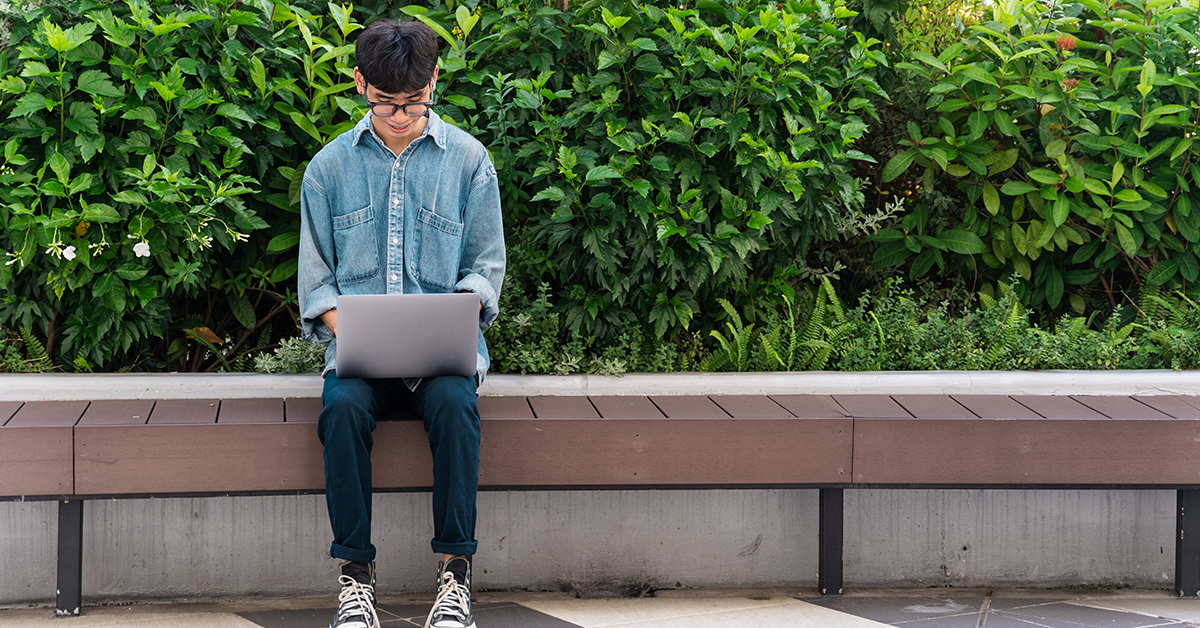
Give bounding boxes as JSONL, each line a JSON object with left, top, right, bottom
{"left": 833, "top": 394, "right": 910, "bottom": 418}
{"left": 891, "top": 395, "right": 976, "bottom": 419}
{"left": 710, "top": 395, "right": 792, "bottom": 418}
{"left": 1072, "top": 395, "right": 1171, "bottom": 419}
{"left": 854, "top": 419, "right": 1200, "bottom": 484}
{"left": 951, "top": 395, "right": 1042, "bottom": 419}
{"left": 770, "top": 395, "right": 847, "bottom": 418}
{"left": 477, "top": 396, "right": 535, "bottom": 419}
{"left": 1011, "top": 395, "right": 1105, "bottom": 419}
{"left": 1133, "top": 396, "right": 1200, "bottom": 419}
{"left": 479, "top": 418, "right": 851, "bottom": 486}
{"left": 77, "top": 400, "right": 154, "bottom": 426}
{"left": 528, "top": 396, "right": 599, "bottom": 419}
{"left": 0, "top": 426, "right": 73, "bottom": 496}
{"left": 5, "top": 400, "right": 89, "bottom": 427}
{"left": 148, "top": 399, "right": 220, "bottom": 424}
{"left": 0, "top": 401, "right": 23, "bottom": 425}
{"left": 285, "top": 398, "right": 323, "bottom": 423}
{"left": 589, "top": 396, "right": 664, "bottom": 419}
{"left": 649, "top": 396, "right": 729, "bottom": 419}
{"left": 218, "top": 398, "right": 284, "bottom": 424}
{"left": 76, "top": 423, "right": 326, "bottom": 494}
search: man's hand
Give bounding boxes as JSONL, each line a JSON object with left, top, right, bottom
{"left": 320, "top": 308, "right": 338, "bottom": 337}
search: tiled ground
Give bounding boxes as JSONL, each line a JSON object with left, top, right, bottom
{"left": 5, "top": 590, "right": 1200, "bottom": 628}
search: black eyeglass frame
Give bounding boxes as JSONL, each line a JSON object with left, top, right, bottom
{"left": 366, "top": 100, "right": 436, "bottom": 118}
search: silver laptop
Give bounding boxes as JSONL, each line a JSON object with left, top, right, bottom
{"left": 335, "top": 293, "right": 479, "bottom": 379}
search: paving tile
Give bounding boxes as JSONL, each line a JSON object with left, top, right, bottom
{"left": 1069, "top": 598, "right": 1200, "bottom": 623}
{"left": 239, "top": 602, "right": 570, "bottom": 628}
{"left": 806, "top": 596, "right": 984, "bottom": 625}
{"left": 521, "top": 597, "right": 891, "bottom": 628}
{"left": 0, "top": 610, "right": 261, "bottom": 628}
{"left": 996, "top": 601, "right": 1183, "bottom": 627}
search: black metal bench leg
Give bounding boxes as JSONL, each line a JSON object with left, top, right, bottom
{"left": 1178, "top": 490, "right": 1200, "bottom": 597}
{"left": 56, "top": 499, "right": 84, "bottom": 616}
{"left": 819, "top": 488, "right": 844, "bottom": 595}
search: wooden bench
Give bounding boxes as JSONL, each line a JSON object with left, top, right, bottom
{"left": 4, "top": 392, "right": 1200, "bottom": 616}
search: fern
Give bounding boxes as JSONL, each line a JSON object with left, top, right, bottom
{"left": 708, "top": 298, "right": 754, "bottom": 371}
{"left": 20, "top": 326, "right": 53, "bottom": 372}
{"left": 982, "top": 301, "right": 1022, "bottom": 368}
{"left": 186, "top": 329, "right": 234, "bottom": 372}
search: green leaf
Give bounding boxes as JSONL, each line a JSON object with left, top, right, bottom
{"left": 1146, "top": 259, "right": 1179, "bottom": 285}
{"left": 271, "top": 257, "right": 299, "bottom": 283}
{"left": 250, "top": 55, "right": 267, "bottom": 98}
{"left": 82, "top": 203, "right": 120, "bottom": 223}
{"left": 231, "top": 290, "right": 257, "bottom": 330}
{"left": 1114, "top": 189, "right": 1142, "bottom": 202}
{"left": 585, "top": 165, "right": 622, "bottom": 181}
{"left": 76, "top": 69, "right": 124, "bottom": 98}
{"left": 1045, "top": 139, "right": 1067, "bottom": 158}
{"left": 1114, "top": 223, "right": 1137, "bottom": 256}
{"left": 443, "top": 94, "right": 476, "bottom": 109}
{"left": 1050, "top": 195, "right": 1069, "bottom": 227}
{"left": 982, "top": 183, "right": 1000, "bottom": 215}
{"left": 1027, "top": 169, "right": 1061, "bottom": 184}
{"left": 9, "top": 93, "right": 52, "bottom": 118}
{"left": 530, "top": 186, "right": 567, "bottom": 202}
{"left": 1044, "top": 265, "right": 1063, "bottom": 308}
{"left": 1001, "top": 181, "right": 1038, "bottom": 195}
{"left": 961, "top": 152, "right": 987, "bottom": 176}
{"left": 217, "top": 103, "right": 254, "bottom": 124}
{"left": 938, "top": 229, "right": 986, "bottom": 254}
{"left": 267, "top": 232, "right": 300, "bottom": 252}
{"left": 881, "top": 149, "right": 918, "bottom": 183}
{"left": 746, "top": 211, "right": 772, "bottom": 229}
{"left": 289, "top": 111, "right": 322, "bottom": 142}
{"left": 958, "top": 64, "right": 999, "bottom": 87}
{"left": 871, "top": 240, "right": 911, "bottom": 267}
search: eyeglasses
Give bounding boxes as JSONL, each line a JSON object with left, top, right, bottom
{"left": 366, "top": 100, "right": 434, "bottom": 118}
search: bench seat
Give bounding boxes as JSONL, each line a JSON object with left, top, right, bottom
{"left": 7, "top": 391, "right": 1200, "bottom": 613}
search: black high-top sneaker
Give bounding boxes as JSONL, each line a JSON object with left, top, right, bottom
{"left": 424, "top": 555, "right": 475, "bottom": 628}
{"left": 330, "top": 560, "right": 380, "bottom": 628}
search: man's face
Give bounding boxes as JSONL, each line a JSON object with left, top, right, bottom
{"left": 354, "top": 67, "right": 438, "bottom": 149}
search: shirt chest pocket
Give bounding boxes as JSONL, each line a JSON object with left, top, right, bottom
{"left": 331, "top": 205, "right": 380, "bottom": 285}
{"left": 414, "top": 207, "right": 463, "bottom": 290}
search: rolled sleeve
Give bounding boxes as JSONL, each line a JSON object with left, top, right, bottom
{"left": 456, "top": 158, "right": 505, "bottom": 329}
{"left": 298, "top": 174, "right": 339, "bottom": 344}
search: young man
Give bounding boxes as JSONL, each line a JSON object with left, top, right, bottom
{"left": 297, "top": 19, "right": 505, "bottom": 628}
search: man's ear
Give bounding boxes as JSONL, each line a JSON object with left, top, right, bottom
{"left": 430, "top": 66, "right": 439, "bottom": 93}
{"left": 353, "top": 67, "right": 365, "bottom": 95}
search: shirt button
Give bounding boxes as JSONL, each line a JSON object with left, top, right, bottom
{"left": 392, "top": 237, "right": 399, "bottom": 244}
{"left": 391, "top": 274, "right": 398, "bottom": 281}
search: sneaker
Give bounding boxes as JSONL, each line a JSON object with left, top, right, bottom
{"left": 424, "top": 555, "right": 475, "bottom": 628}
{"left": 330, "top": 560, "right": 380, "bottom": 628}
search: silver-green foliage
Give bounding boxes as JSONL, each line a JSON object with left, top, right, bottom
{"left": 253, "top": 336, "right": 325, "bottom": 374}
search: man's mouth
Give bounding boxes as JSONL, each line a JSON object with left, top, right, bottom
{"left": 387, "top": 120, "right": 411, "bottom": 133}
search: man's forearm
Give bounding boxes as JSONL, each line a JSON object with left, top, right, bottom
{"left": 320, "top": 309, "right": 338, "bottom": 337}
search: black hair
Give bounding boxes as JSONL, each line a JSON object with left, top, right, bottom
{"left": 355, "top": 19, "right": 439, "bottom": 95}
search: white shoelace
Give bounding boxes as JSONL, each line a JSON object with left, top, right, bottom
{"left": 334, "top": 574, "right": 380, "bottom": 628}
{"left": 424, "top": 569, "right": 472, "bottom": 628}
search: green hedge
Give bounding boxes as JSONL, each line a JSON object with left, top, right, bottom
{"left": 877, "top": 0, "right": 1200, "bottom": 311}
{"left": 0, "top": 0, "right": 360, "bottom": 371}
{"left": 0, "top": 0, "right": 885, "bottom": 371}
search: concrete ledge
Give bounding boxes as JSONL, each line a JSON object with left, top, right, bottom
{"left": 0, "top": 370, "right": 1198, "bottom": 401}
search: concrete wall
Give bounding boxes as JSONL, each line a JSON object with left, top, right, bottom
{"left": 0, "top": 488, "right": 1175, "bottom": 605}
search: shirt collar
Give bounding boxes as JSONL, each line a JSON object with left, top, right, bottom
{"left": 350, "top": 110, "right": 448, "bottom": 151}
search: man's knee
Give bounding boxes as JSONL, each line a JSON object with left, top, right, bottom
{"left": 421, "top": 376, "right": 480, "bottom": 438}
{"left": 319, "top": 377, "right": 378, "bottom": 439}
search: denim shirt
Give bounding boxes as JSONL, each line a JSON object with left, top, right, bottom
{"left": 297, "top": 111, "right": 505, "bottom": 387}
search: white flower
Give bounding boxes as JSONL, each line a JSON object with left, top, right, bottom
{"left": 63, "top": 246, "right": 76, "bottom": 261}
{"left": 133, "top": 242, "right": 151, "bottom": 257}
